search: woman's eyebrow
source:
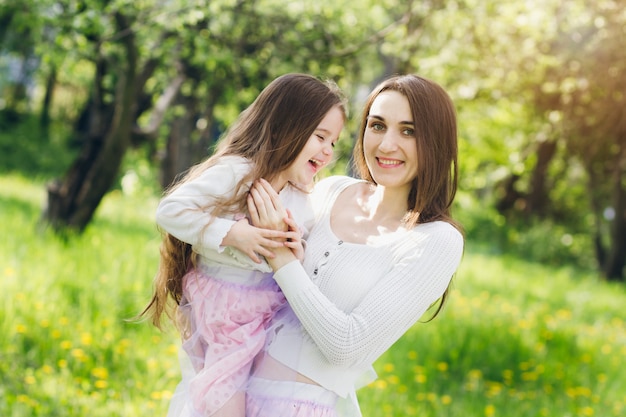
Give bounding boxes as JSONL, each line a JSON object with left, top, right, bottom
{"left": 367, "top": 115, "right": 414, "bottom": 125}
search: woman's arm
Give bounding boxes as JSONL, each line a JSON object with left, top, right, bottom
{"left": 274, "top": 226, "right": 464, "bottom": 369}
{"left": 247, "top": 179, "right": 464, "bottom": 368}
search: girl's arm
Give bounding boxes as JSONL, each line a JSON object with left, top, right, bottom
{"left": 156, "top": 160, "right": 289, "bottom": 263}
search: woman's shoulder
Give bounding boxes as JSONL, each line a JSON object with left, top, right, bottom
{"left": 406, "top": 221, "right": 464, "bottom": 254}
{"left": 314, "top": 175, "right": 362, "bottom": 195}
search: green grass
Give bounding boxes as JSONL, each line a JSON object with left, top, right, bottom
{"left": 1, "top": 173, "right": 625, "bottom": 417}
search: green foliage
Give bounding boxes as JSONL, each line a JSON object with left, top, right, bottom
{"left": 2, "top": 174, "right": 625, "bottom": 416}
{"left": 0, "top": 112, "right": 75, "bottom": 179}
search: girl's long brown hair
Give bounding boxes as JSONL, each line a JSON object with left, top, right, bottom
{"left": 141, "top": 73, "right": 347, "bottom": 329}
{"left": 353, "top": 74, "right": 462, "bottom": 319}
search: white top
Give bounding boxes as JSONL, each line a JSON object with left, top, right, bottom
{"left": 266, "top": 176, "right": 464, "bottom": 397}
{"left": 155, "top": 155, "right": 315, "bottom": 275}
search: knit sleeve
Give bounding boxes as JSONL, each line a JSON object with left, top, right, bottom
{"left": 273, "top": 222, "right": 464, "bottom": 369}
{"left": 155, "top": 157, "right": 250, "bottom": 251}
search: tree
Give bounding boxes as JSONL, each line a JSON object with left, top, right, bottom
{"left": 39, "top": 0, "right": 394, "bottom": 232}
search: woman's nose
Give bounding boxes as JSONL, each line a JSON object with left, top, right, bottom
{"left": 378, "top": 133, "right": 398, "bottom": 152}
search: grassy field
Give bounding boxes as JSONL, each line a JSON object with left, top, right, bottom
{"left": 1, "top": 173, "right": 625, "bottom": 417}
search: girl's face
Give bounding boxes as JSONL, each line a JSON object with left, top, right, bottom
{"left": 276, "top": 105, "right": 344, "bottom": 189}
{"left": 363, "top": 90, "right": 418, "bottom": 194}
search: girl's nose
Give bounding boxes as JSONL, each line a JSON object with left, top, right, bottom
{"left": 322, "top": 144, "right": 333, "bottom": 156}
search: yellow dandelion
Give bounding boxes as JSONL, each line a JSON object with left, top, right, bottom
{"left": 91, "top": 367, "right": 109, "bottom": 379}
{"left": 441, "top": 395, "right": 452, "bottom": 405}
{"left": 60, "top": 340, "right": 72, "bottom": 350}
{"left": 35, "top": 302, "right": 44, "bottom": 311}
{"left": 100, "top": 318, "right": 112, "bottom": 328}
{"left": 59, "top": 316, "right": 69, "bottom": 326}
{"left": 407, "top": 350, "right": 418, "bottom": 360}
{"left": 71, "top": 348, "right": 86, "bottom": 361}
{"left": 566, "top": 387, "right": 577, "bottom": 398}
{"left": 437, "top": 362, "right": 448, "bottom": 372}
{"left": 51, "top": 329, "right": 61, "bottom": 339}
{"left": 374, "top": 379, "right": 387, "bottom": 390}
{"left": 81, "top": 332, "right": 93, "bottom": 346}
{"left": 502, "top": 369, "right": 513, "bottom": 381}
{"left": 597, "top": 373, "right": 607, "bottom": 383}
{"left": 397, "top": 385, "right": 408, "bottom": 394}
{"left": 581, "top": 353, "right": 592, "bottom": 363}
{"left": 387, "top": 375, "right": 400, "bottom": 385}
{"left": 147, "top": 358, "right": 158, "bottom": 370}
{"left": 58, "top": 359, "right": 68, "bottom": 368}
{"left": 40, "top": 319, "right": 50, "bottom": 328}
{"left": 575, "top": 386, "right": 592, "bottom": 398}
{"left": 94, "top": 380, "right": 108, "bottom": 389}
{"left": 485, "top": 404, "right": 496, "bottom": 416}
{"left": 383, "top": 363, "right": 395, "bottom": 373}
{"left": 415, "top": 374, "right": 427, "bottom": 384}
{"left": 161, "top": 390, "right": 173, "bottom": 400}
{"left": 601, "top": 344, "right": 612, "bottom": 355}
{"left": 5, "top": 267, "right": 16, "bottom": 277}
{"left": 426, "top": 392, "right": 437, "bottom": 402}
{"left": 151, "top": 391, "right": 163, "bottom": 400}
{"left": 41, "top": 365, "right": 53, "bottom": 374}
{"left": 580, "top": 406, "right": 594, "bottom": 416}
{"left": 15, "top": 324, "right": 27, "bottom": 334}
{"left": 521, "top": 372, "right": 538, "bottom": 381}
{"left": 152, "top": 335, "right": 162, "bottom": 344}
{"left": 468, "top": 369, "right": 483, "bottom": 379}
{"left": 24, "top": 375, "right": 36, "bottom": 385}
{"left": 17, "top": 394, "right": 29, "bottom": 403}
{"left": 167, "top": 344, "right": 179, "bottom": 355}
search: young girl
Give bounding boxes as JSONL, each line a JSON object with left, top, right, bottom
{"left": 140, "top": 73, "right": 346, "bottom": 417}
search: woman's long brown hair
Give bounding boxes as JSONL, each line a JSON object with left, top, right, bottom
{"left": 140, "top": 73, "right": 346, "bottom": 329}
{"left": 353, "top": 74, "right": 462, "bottom": 319}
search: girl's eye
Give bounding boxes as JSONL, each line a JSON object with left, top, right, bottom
{"left": 331, "top": 141, "right": 337, "bottom": 148}
{"left": 316, "top": 134, "right": 326, "bottom": 141}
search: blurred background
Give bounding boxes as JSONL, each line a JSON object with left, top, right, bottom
{"left": 1, "top": 0, "right": 625, "bottom": 416}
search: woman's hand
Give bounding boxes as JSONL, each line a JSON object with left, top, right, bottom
{"left": 247, "top": 179, "right": 300, "bottom": 269}
{"left": 221, "top": 218, "right": 290, "bottom": 264}
{"left": 247, "top": 179, "right": 289, "bottom": 231}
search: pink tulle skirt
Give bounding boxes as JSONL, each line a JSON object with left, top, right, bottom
{"left": 177, "top": 266, "right": 286, "bottom": 416}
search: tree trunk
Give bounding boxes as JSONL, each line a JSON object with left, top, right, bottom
{"left": 603, "top": 144, "right": 626, "bottom": 281}
{"left": 525, "top": 139, "right": 557, "bottom": 216}
{"left": 40, "top": 65, "right": 57, "bottom": 133}
{"left": 43, "top": 12, "right": 138, "bottom": 233}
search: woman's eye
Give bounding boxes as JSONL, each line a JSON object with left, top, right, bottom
{"left": 370, "top": 122, "right": 385, "bottom": 131}
{"left": 402, "top": 127, "right": 415, "bottom": 136}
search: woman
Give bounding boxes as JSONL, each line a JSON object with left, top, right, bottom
{"left": 245, "top": 74, "right": 465, "bottom": 417}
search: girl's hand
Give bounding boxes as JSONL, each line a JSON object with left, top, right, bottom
{"left": 247, "top": 179, "right": 288, "bottom": 231}
{"left": 222, "top": 218, "right": 289, "bottom": 264}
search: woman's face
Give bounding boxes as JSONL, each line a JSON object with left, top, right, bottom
{"left": 276, "top": 105, "right": 344, "bottom": 189}
{"left": 363, "top": 90, "right": 418, "bottom": 193}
